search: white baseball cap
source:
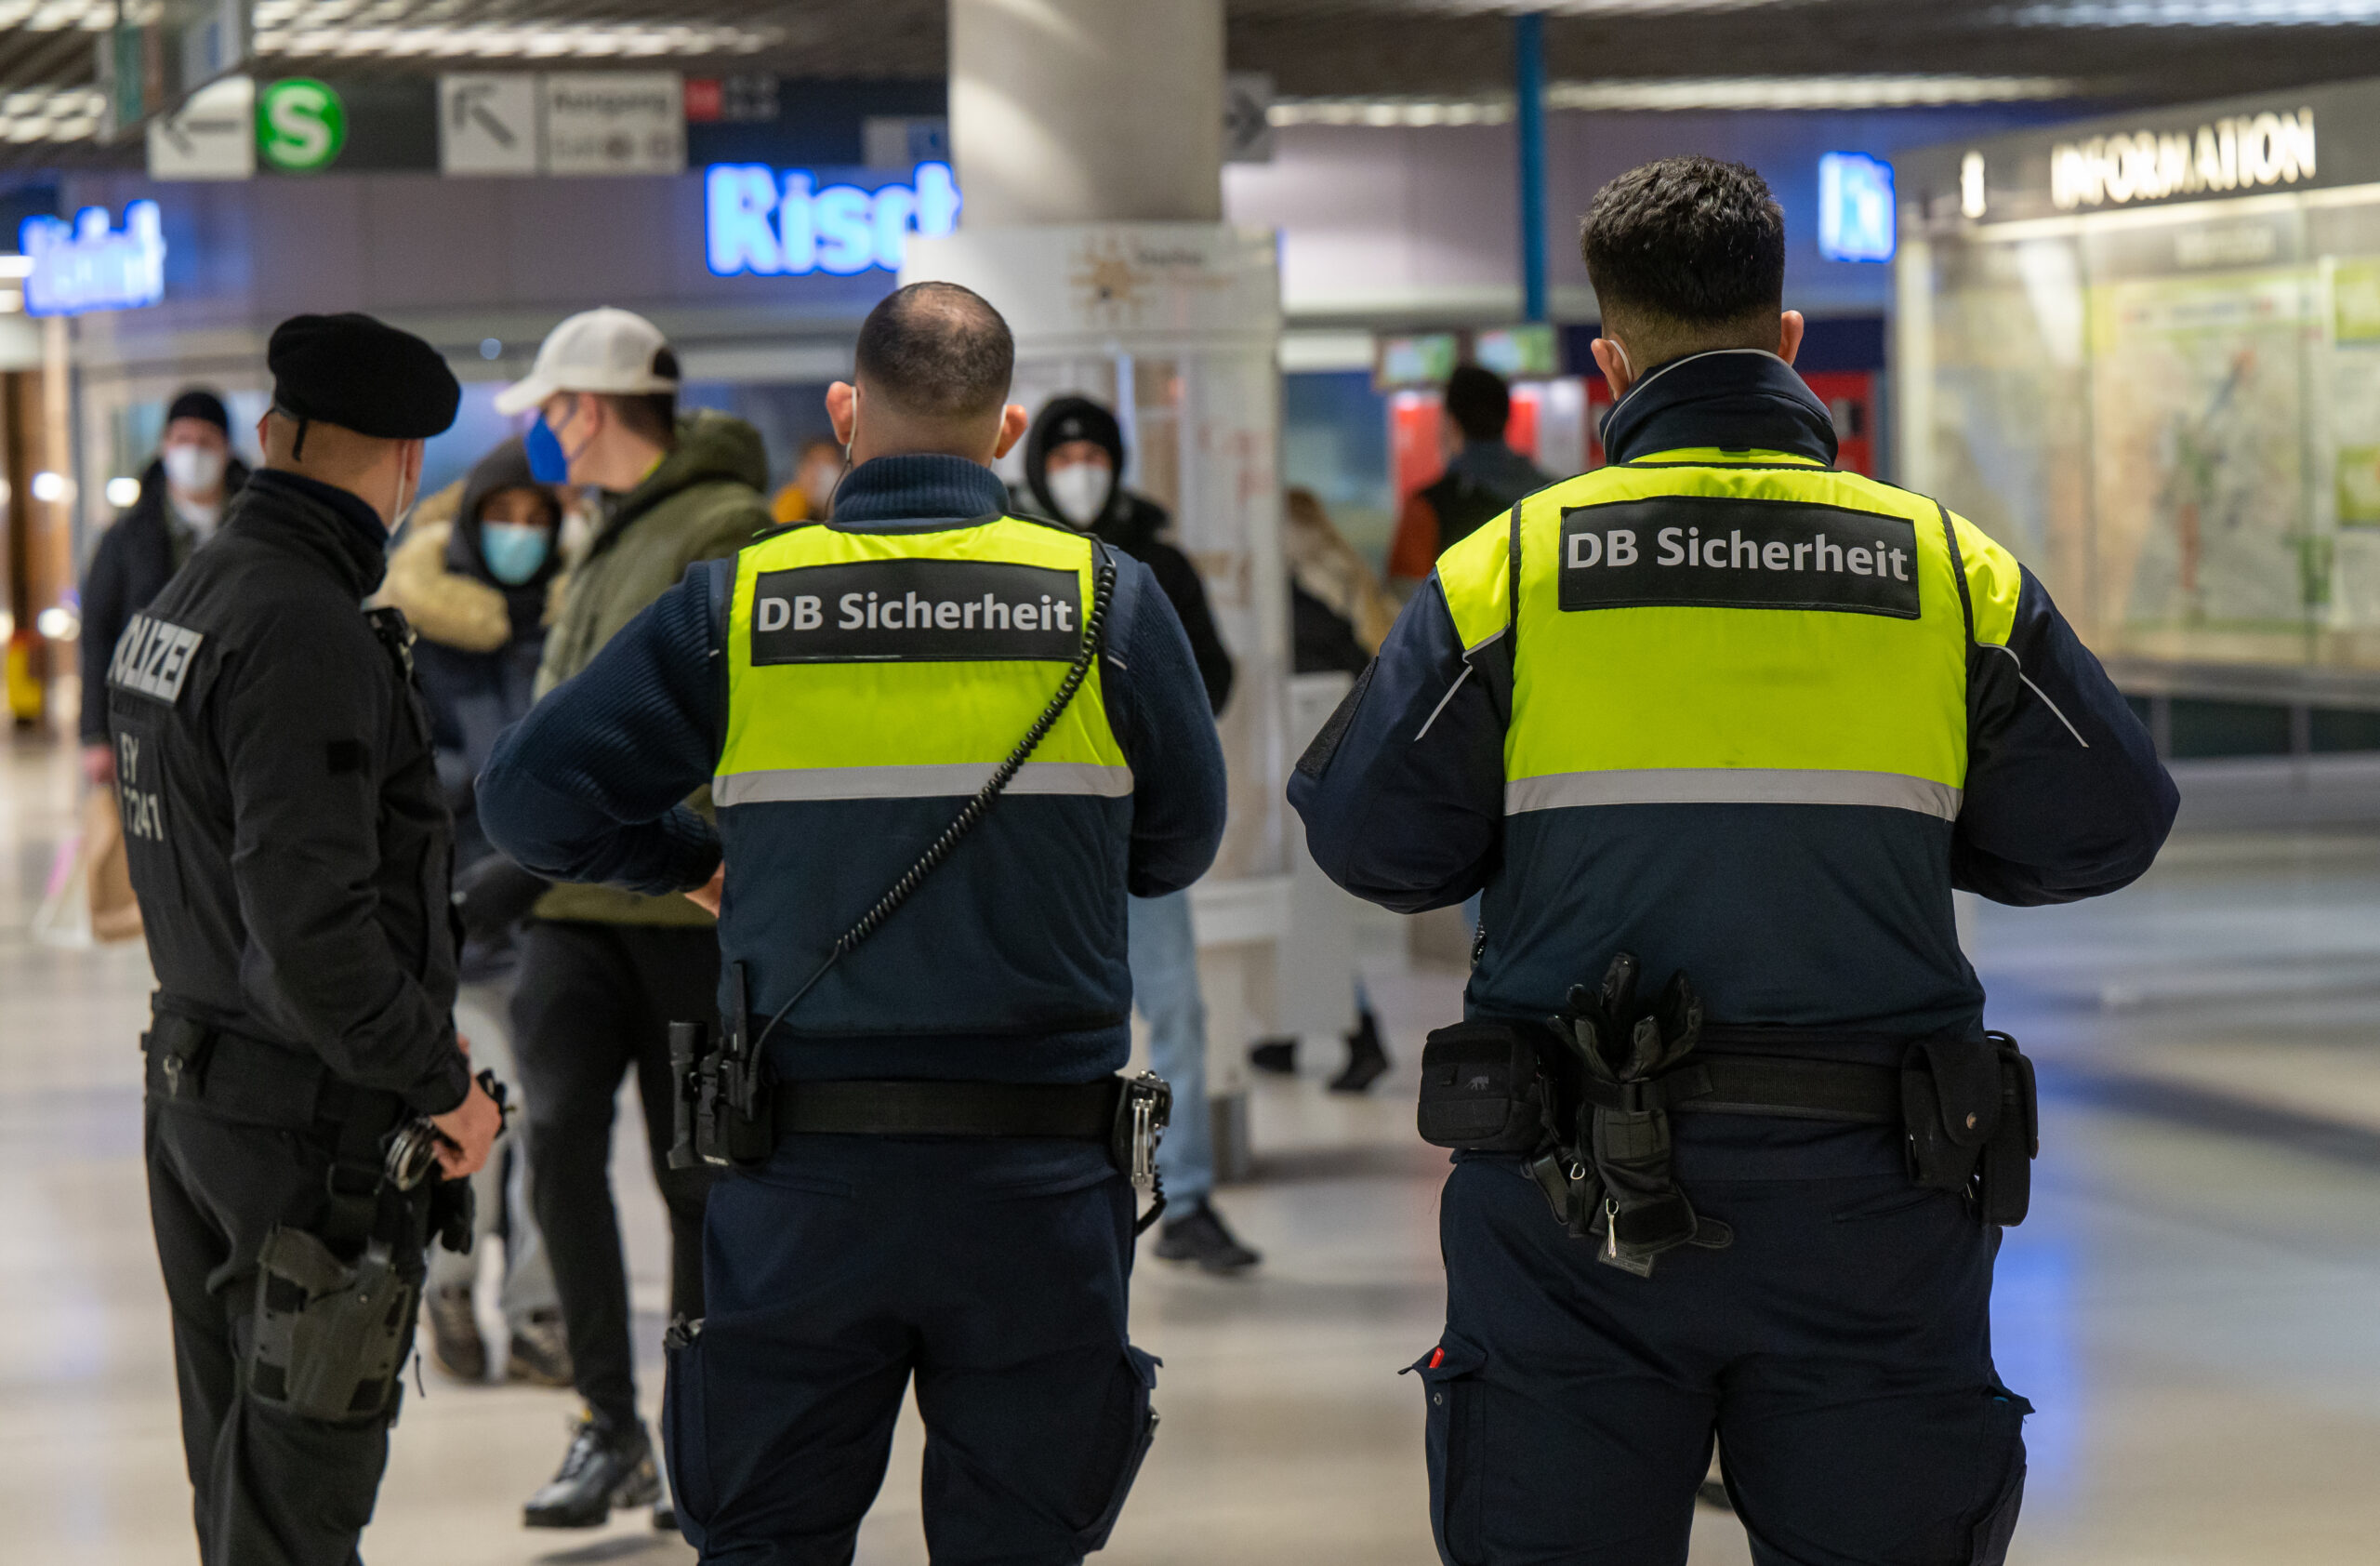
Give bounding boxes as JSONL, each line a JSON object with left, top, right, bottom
{"left": 493, "top": 307, "right": 680, "bottom": 416}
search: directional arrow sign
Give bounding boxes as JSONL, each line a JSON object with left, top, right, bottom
{"left": 439, "top": 73, "right": 538, "bottom": 176}
{"left": 147, "top": 75, "right": 256, "bottom": 181}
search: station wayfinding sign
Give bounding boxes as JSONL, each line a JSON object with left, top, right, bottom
{"left": 146, "top": 75, "right": 255, "bottom": 180}
{"left": 439, "top": 73, "right": 539, "bottom": 176}
{"left": 543, "top": 73, "right": 684, "bottom": 177}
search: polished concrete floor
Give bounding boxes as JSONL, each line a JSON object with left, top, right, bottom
{"left": 8, "top": 723, "right": 2380, "bottom": 1564}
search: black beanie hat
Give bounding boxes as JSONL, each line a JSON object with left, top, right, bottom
{"left": 165, "top": 388, "right": 231, "bottom": 434}
{"left": 267, "top": 312, "right": 461, "bottom": 442}
{"left": 1023, "top": 394, "right": 1126, "bottom": 524}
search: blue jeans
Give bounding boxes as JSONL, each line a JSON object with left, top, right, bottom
{"left": 1128, "top": 889, "right": 1212, "bottom": 1205}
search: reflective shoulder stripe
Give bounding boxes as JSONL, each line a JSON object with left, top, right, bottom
{"left": 714, "top": 760, "right": 1134, "bottom": 806}
{"left": 1505, "top": 767, "right": 1962, "bottom": 821}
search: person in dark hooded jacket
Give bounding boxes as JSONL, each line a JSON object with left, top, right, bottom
{"left": 1016, "top": 394, "right": 1260, "bottom": 1274}
{"left": 376, "top": 433, "right": 575, "bottom": 1394}
{"left": 1022, "top": 395, "right": 1236, "bottom": 712}
{"left": 78, "top": 387, "right": 250, "bottom": 783}
{"left": 382, "top": 435, "right": 566, "bottom": 860}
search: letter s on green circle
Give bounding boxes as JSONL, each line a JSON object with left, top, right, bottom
{"left": 258, "top": 79, "right": 347, "bottom": 173}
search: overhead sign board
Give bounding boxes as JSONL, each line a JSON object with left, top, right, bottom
{"left": 1224, "top": 73, "right": 1276, "bottom": 165}
{"left": 146, "top": 74, "right": 255, "bottom": 180}
{"left": 707, "top": 161, "right": 960, "bottom": 277}
{"left": 20, "top": 203, "right": 166, "bottom": 316}
{"left": 544, "top": 73, "right": 683, "bottom": 177}
{"left": 439, "top": 73, "right": 538, "bottom": 176}
{"left": 1818, "top": 152, "right": 1896, "bottom": 263}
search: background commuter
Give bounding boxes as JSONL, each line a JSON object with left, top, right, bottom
{"left": 1021, "top": 393, "right": 1261, "bottom": 1274}
{"left": 114, "top": 312, "right": 501, "bottom": 1566}
{"left": 770, "top": 434, "right": 847, "bottom": 524}
{"left": 1385, "top": 364, "right": 1552, "bottom": 594}
{"left": 1249, "top": 486, "right": 1392, "bottom": 1091}
{"left": 79, "top": 388, "right": 249, "bottom": 787}
{"left": 490, "top": 307, "right": 774, "bottom": 1530}
{"left": 377, "top": 433, "right": 571, "bottom": 1388}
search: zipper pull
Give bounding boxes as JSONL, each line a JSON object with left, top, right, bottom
{"left": 1604, "top": 1197, "right": 1620, "bottom": 1261}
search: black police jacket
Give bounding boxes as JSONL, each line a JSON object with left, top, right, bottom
{"left": 76, "top": 456, "right": 252, "bottom": 743}
{"left": 104, "top": 469, "right": 469, "bottom": 1114}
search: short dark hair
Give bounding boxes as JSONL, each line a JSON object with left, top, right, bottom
{"left": 1580, "top": 156, "right": 1785, "bottom": 329}
{"left": 1444, "top": 365, "right": 1511, "bottom": 443}
{"left": 597, "top": 391, "right": 676, "bottom": 445}
{"left": 853, "top": 282, "right": 1014, "bottom": 425}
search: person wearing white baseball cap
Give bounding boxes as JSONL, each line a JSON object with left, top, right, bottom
{"left": 492, "top": 306, "right": 774, "bottom": 1533}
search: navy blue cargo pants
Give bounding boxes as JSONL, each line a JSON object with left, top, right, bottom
{"left": 1419, "top": 1150, "right": 2028, "bottom": 1566}
{"left": 663, "top": 1133, "right": 1158, "bottom": 1565}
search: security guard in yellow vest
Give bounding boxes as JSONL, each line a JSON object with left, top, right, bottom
{"left": 479, "top": 282, "right": 1227, "bottom": 1563}
{"left": 1290, "top": 158, "right": 2176, "bottom": 1566}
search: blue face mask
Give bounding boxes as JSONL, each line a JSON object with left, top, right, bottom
{"left": 480, "top": 521, "right": 552, "bottom": 586}
{"left": 523, "top": 413, "right": 572, "bottom": 484}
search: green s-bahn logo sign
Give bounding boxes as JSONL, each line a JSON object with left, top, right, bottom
{"left": 257, "top": 78, "right": 346, "bottom": 173}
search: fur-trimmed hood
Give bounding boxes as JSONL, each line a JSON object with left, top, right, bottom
{"left": 381, "top": 484, "right": 563, "bottom": 654}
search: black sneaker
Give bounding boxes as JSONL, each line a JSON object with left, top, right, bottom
{"left": 1248, "top": 1038, "right": 1297, "bottom": 1075}
{"left": 1328, "top": 1006, "right": 1389, "bottom": 1095}
{"left": 522, "top": 1414, "right": 662, "bottom": 1529}
{"left": 505, "top": 1309, "right": 575, "bottom": 1388}
{"left": 424, "top": 1286, "right": 486, "bottom": 1383}
{"left": 1151, "top": 1198, "right": 1262, "bottom": 1274}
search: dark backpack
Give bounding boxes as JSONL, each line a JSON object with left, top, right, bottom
{"left": 1421, "top": 468, "right": 1523, "bottom": 555}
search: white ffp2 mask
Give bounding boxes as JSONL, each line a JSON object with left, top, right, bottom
{"left": 1046, "top": 463, "right": 1114, "bottom": 528}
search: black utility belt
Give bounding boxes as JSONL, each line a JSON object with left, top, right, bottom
{"left": 143, "top": 1007, "right": 407, "bottom": 1135}
{"left": 772, "top": 1078, "right": 1125, "bottom": 1140}
{"left": 1415, "top": 974, "right": 2040, "bottom": 1280}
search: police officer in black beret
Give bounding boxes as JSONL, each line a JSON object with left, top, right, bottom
{"left": 110, "top": 312, "right": 504, "bottom": 1566}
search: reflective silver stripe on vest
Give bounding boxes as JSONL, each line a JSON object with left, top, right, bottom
{"left": 1505, "top": 767, "right": 1962, "bottom": 820}
{"left": 715, "top": 761, "right": 1135, "bottom": 805}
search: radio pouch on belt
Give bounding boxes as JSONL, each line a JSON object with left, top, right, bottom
{"left": 1901, "top": 1031, "right": 2038, "bottom": 1226}
{"left": 1416, "top": 1021, "right": 1557, "bottom": 1152}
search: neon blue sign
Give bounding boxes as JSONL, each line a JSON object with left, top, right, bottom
{"left": 1818, "top": 153, "right": 1895, "bottom": 264}
{"left": 20, "top": 201, "right": 167, "bottom": 316}
{"left": 706, "top": 161, "right": 959, "bottom": 278}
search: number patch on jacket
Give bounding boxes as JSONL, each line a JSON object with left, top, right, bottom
{"left": 1557, "top": 498, "right": 1921, "bottom": 619}
{"left": 107, "top": 613, "right": 206, "bottom": 703}
{"left": 749, "top": 560, "right": 1085, "bottom": 664}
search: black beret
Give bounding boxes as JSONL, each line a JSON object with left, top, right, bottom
{"left": 267, "top": 312, "right": 460, "bottom": 440}
{"left": 165, "top": 387, "right": 230, "bottom": 433}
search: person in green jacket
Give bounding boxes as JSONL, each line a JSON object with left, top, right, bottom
{"left": 490, "top": 308, "right": 773, "bottom": 1531}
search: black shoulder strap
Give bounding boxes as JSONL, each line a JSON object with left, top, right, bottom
{"left": 1936, "top": 502, "right": 1977, "bottom": 651}
{"left": 1505, "top": 502, "right": 1523, "bottom": 661}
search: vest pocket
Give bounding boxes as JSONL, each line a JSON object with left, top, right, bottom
{"left": 1407, "top": 1332, "right": 1488, "bottom": 1565}
{"left": 1076, "top": 1344, "right": 1160, "bottom": 1551}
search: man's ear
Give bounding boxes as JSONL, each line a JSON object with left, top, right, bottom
{"left": 255, "top": 412, "right": 275, "bottom": 458}
{"left": 1778, "top": 311, "right": 1805, "bottom": 367}
{"left": 992, "top": 403, "right": 1029, "bottom": 461}
{"left": 403, "top": 439, "right": 426, "bottom": 486}
{"left": 826, "top": 381, "right": 857, "bottom": 448}
{"left": 1591, "top": 336, "right": 1635, "bottom": 400}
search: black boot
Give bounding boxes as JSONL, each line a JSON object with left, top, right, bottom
{"left": 1151, "top": 1197, "right": 1262, "bottom": 1274}
{"left": 522, "top": 1413, "right": 662, "bottom": 1529}
{"left": 1247, "top": 1038, "right": 1296, "bottom": 1075}
{"left": 1329, "top": 1005, "right": 1389, "bottom": 1094}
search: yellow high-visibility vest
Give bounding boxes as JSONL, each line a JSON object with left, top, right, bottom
{"left": 1433, "top": 448, "right": 2025, "bottom": 821}
{"left": 716, "top": 516, "right": 1129, "bottom": 807}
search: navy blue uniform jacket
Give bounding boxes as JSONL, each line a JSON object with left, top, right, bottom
{"left": 1289, "top": 353, "right": 2176, "bottom": 1097}
{"left": 478, "top": 455, "right": 1228, "bottom": 1085}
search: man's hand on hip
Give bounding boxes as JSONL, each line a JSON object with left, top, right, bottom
{"left": 430, "top": 1070, "right": 502, "bottom": 1179}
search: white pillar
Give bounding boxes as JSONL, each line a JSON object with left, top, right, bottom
{"left": 948, "top": 0, "right": 1223, "bottom": 225}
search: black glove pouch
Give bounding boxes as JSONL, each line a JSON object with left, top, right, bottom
{"left": 247, "top": 1227, "right": 417, "bottom": 1423}
{"left": 1901, "top": 1032, "right": 2038, "bottom": 1226}
{"left": 1417, "top": 1021, "right": 1556, "bottom": 1152}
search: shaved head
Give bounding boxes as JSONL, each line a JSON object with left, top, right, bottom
{"left": 853, "top": 282, "right": 1015, "bottom": 428}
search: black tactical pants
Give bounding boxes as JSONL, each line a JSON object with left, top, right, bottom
{"left": 510, "top": 920, "right": 720, "bottom": 1431}
{"left": 146, "top": 1096, "right": 422, "bottom": 1566}
{"left": 1421, "top": 1153, "right": 2028, "bottom": 1566}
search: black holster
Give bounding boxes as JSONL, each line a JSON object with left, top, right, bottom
{"left": 247, "top": 1227, "right": 418, "bottom": 1423}
{"left": 1902, "top": 1031, "right": 2038, "bottom": 1226}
